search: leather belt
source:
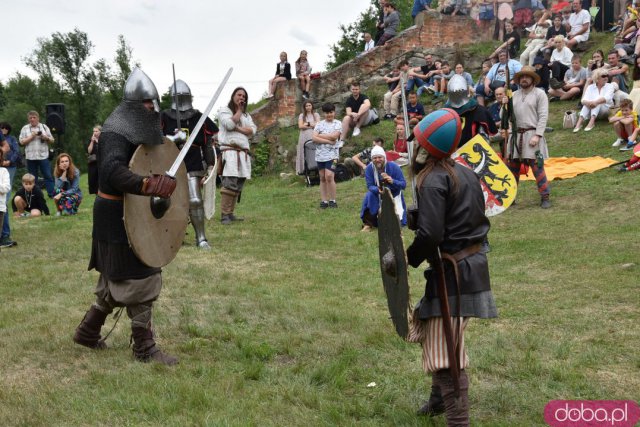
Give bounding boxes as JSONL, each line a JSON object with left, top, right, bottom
{"left": 443, "top": 243, "right": 483, "bottom": 263}
{"left": 97, "top": 191, "right": 123, "bottom": 201}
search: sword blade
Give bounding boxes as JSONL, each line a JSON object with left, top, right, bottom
{"left": 166, "top": 67, "right": 233, "bottom": 178}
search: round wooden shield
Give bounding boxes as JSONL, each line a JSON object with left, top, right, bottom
{"left": 124, "top": 138, "right": 189, "bottom": 268}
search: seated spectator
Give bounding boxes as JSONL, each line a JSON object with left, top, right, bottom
{"left": 53, "top": 153, "right": 82, "bottom": 216}
{"left": 613, "top": 15, "right": 640, "bottom": 64}
{"left": 610, "top": 98, "right": 639, "bottom": 150}
{"left": 376, "top": 3, "right": 400, "bottom": 46}
{"left": 549, "top": 36, "right": 574, "bottom": 86}
{"left": 549, "top": 55, "right": 586, "bottom": 100}
{"left": 342, "top": 82, "right": 378, "bottom": 139}
{"left": 440, "top": 0, "right": 471, "bottom": 16}
{"left": 490, "top": 21, "right": 522, "bottom": 61}
{"left": 432, "top": 61, "right": 453, "bottom": 98}
{"left": 386, "top": 123, "right": 409, "bottom": 165}
{"left": 533, "top": 55, "right": 550, "bottom": 91}
{"left": 488, "top": 86, "right": 508, "bottom": 147}
{"left": 627, "top": 55, "right": 640, "bottom": 110}
{"left": 405, "top": 91, "right": 425, "bottom": 127}
{"left": 267, "top": 52, "right": 292, "bottom": 98}
{"left": 383, "top": 60, "right": 410, "bottom": 119}
{"left": 565, "top": 0, "right": 590, "bottom": 49}
{"left": 520, "top": 11, "right": 551, "bottom": 66}
{"left": 479, "top": 50, "right": 523, "bottom": 105}
{"left": 586, "top": 49, "right": 607, "bottom": 82}
{"left": 360, "top": 145, "right": 406, "bottom": 232}
{"left": 454, "top": 63, "right": 475, "bottom": 95}
{"left": 361, "top": 32, "right": 376, "bottom": 56}
{"left": 295, "top": 50, "right": 312, "bottom": 99}
{"left": 541, "top": 13, "right": 567, "bottom": 58}
{"left": 477, "top": 0, "right": 496, "bottom": 32}
{"left": 605, "top": 50, "right": 630, "bottom": 93}
{"left": 475, "top": 60, "right": 493, "bottom": 105}
{"left": 417, "top": 60, "right": 443, "bottom": 95}
{"left": 346, "top": 137, "right": 385, "bottom": 176}
{"left": 573, "top": 68, "right": 614, "bottom": 132}
{"left": 12, "top": 173, "right": 50, "bottom": 217}
{"left": 406, "top": 54, "right": 438, "bottom": 93}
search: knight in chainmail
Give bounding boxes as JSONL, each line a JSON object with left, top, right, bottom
{"left": 160, "top": 80, "right": 218, "bottom": 249}
{"left": 445, "top": 74, "right": 498, "bottom": 148}
{"left": 73, "top": 68, "right": 180, "bottom": 365}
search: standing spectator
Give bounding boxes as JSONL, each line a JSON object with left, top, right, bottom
{"left": 502, "top": 66, "right": 551, "bottom": 208}
{"left": 412, "top": 0, "right": 432, "bottom": 26}
{"left": 18, "top": 111, "right": 55, "bottom": 197}
{"left": 86, "top": 125, "right": 101, "bottom": 195}
{"left": 520, "top": 12, "right": 551, "bottom": 66}
{"left": 360, "top": 145, "right": 406, "bottom": 232}
{"left": 549, "top": 35, "right": 574, "bottom": 85}
{"left": 494, "top": 0, "right": 514, "bottom": 40}
{"left": 573, "top": 68, "right": 615, "bottom": 132}
{"left": 383, "top": 60, "right": 410, "bottom": 119}
{"left": 342, "top": 82, "right": 377, "bottom": 139}
{"left": 361, "top": 32, "right": 376, "bottom": 56}
{"left": 0, "top": 122, "right": 19, "bottom": 248}
{"left": 512, "top": 0, "right": 534, "bottom": 29}
{"left": 605, "top": 50, "right": 630, "bottom": 93}
{"left": 53, "top": 153, "right": 82, "bottom": 216}
{"left": 218, "top": 87, "right": 257, "bottom": 224}
{"left": 610, "top": 98, "right": 639, "bottom": 150}
{"left": 12, "top": 173, "right": 49, "bottom": 217}
{"left": 565, "top": 0, "right": 590, "bottom": 49}
{"left": 491, "top": 21, "right": 522, "bottom": 60}
{"left": 548, "top": 56, "right": 586, "bottom": 100}
{"left": 0, "top": 150, "right": 10, "bottom": 248}
{"left": 296, "top": 101, "right": 320, "bottom": 175}
{"left": 267, "top": 52, "right": 292, "bottom": 98}
{"left": 374, "top": 0, "right": 387, "bottom": 44}
{"left": 477, "top": 0, "right": 496, "bottom": 33}
{"left": 376, "top": 3, "right": 400, "bottom": 46}
{"left": 295, "top": 50, "right": 312, "bottom": 99}
{"left": 313, "top": 103, "right": 342, "bottom": 209}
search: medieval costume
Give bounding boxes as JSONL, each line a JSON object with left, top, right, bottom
{"left": 504, "top": 65, "right": 551, "bottom": 208}
{"left": 73, "top": 68, "right": 179, "bottom": 365}
{"left": 161, "top": 79, "right": 218, "bottom": 249}
{"left": 407, "top": 109, "right": 497, "bottom": 425}
{"left": 445, "top": 75, "right": 497, "bottom": 148}
{"left": 218, "top": 88, "right": 257, "bottom": 225}
{"left": 360, "top": 145, "right": 406, "bottom": 230}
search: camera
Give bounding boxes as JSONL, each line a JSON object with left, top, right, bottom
{"left": 37, "top": 131, "right": 42, "bottom": 136}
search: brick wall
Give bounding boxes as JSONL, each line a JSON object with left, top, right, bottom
{"left": 251, "top": 13, "right": 492, "bottom": 131}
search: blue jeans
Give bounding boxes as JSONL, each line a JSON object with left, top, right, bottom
{"left": 2, "top": 166, "right": 16, "bottom": 239}
{"left": 27, "top": 158, "right": 54, "bottom": 197}
{"left": 406, "top": 77, "right": 426, "bottom": 93}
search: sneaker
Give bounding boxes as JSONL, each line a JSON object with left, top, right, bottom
{"left": 545, "top": 127, "right": 554, "bottom": 133}
{"left": 352, "top": 127, "right": 361, "bottom": 137}
{"left": 618, "top": 165, "right": 628, "bottom": 172}
{"left": 622, "top": 54, "right": 636, "bottom": 66}
{"left": 540, "top": 198, "right": 551, "bottom": 209}
{"left": 620, "top": 141, "right": 636, "bottom": 151}
{"left": 0, "top": 237, "right": 16, "bottom": 248}
{"left": 319, "top": 201, "right": 329, "bottom": 209}
{"left": 426, "top": 85, "right": 436, "bottom": 94}
{"left": 328, "top": 200, "right": 338, "bottom": 208}
{"left": 549, "top": 96, "right": 560, "bottom": 102}
{"left": 612, "top": 138, "right": 624, "bottom": 147}
{"left": 383, "top": 114, "right": 392, "bottom": 120}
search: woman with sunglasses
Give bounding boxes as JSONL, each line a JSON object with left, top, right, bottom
{"left": 573, "top": 68, "right": 614, "bottom": 132}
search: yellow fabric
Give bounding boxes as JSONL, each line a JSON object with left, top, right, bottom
{"left": 520, "top": 156, "right": 617, "bottom": 181}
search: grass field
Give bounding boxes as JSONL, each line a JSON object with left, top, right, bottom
{"left": 2, "top": 37, "right": 640, "bottom": 427}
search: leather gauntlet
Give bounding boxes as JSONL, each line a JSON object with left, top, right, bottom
{"left": 142, "top": 174, "right": 176, "bottom": 198}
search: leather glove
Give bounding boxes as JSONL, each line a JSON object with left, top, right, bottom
{"left": 142, "top": 174, "right": 176, "bottom": 198}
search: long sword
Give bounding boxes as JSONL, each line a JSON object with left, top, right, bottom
{"left": 166, "top": 67, "right": 233, "bottom": 178}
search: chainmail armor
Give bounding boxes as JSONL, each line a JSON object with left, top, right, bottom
{"left": 102, "top": 101, "right": 164, "bottom": 146}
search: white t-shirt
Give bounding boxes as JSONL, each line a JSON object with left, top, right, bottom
{"left": 313, "top": 119, "right": 342, "bottom": 162}
{"left": 568, "top": 9, "right": 590, "bottom": 40}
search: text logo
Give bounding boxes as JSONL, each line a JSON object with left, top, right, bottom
{"left": 544, "top": 400, "right": 640, "bottom": 427}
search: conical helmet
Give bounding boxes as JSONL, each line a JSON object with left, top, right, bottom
{"left": 124, "top": 67, "right": 160, "bottom": 112}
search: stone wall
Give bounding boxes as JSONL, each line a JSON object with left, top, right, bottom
{"left": 251, "top": 12, "right": 493, "bottom": 132}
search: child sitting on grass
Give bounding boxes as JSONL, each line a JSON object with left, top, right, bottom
{"left": 12, "top": 173, "right": 50, "bottom": 217}
{"left": 609, "top": 98, "right": 639, "bottom": 151}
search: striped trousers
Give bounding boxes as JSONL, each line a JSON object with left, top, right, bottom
{"left": 507, "top": 159, "right": 550, "bottom": 197}
{"left": 408, "top": 316, "right": 469, "bottom": 373}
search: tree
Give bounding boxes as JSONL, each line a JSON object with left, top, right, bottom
{"left": 326, "top": 0, "right": 414, "bottom": 69}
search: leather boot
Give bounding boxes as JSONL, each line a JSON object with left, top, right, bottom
{"left": 228, "top": 193, "right": 244, "bottom": 222}
{"left": 433, "top": 369, "right": 469, "bottom": 427}
{"left": 220, "top": 188, "right": 235, "bottom": 224}
{"left": 131, "top": 326, "right": 178, "bottom": 366}
{"left": 73, "top": 306, "right": 109, "bottom": 349}
{"left": 417, "top": 383, "right": 445, "bottom": 416}
{"left": 540, "top": 194, "right": 551, "bottom": 209}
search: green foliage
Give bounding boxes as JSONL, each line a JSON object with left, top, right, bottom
{"left": 326, "top": 0, "right": 414, "bottom": 69}
{"left": 251, "top": 140, "right": 271, "bottom": 176}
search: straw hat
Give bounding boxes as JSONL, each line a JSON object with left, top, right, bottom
{"left": 513, "top": 65, "right": 540, "bottom": 86}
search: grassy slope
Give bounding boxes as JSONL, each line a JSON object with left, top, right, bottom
{"left": 1, "top": 32, "right": 639, "bottom": 427}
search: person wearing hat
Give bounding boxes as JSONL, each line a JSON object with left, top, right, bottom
{"left": 445, "top": 75, "right": 498, "bottom": 148}
{"left": 532, "top": 55, "right": 551, "bottom": 92}
{"left": 501, "top": 65, "right": 552, "bottom": 208}
{"left": 406, "top": 108, "right": 497, "bottom": 424}
{"left": 359, "top": 145, "right": 406, "bottom": 231}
